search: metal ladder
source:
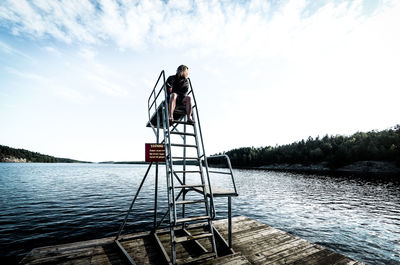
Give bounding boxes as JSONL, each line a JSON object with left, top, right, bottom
{"left": 115, "top": 70, "right": 221, "bottom": 265}
{"left": 160, "top": 76, "right": 218, "bottom": 264}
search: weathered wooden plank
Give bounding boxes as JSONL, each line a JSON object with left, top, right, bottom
{"left": 267, "top": 245, "right": 322, "bottom": 265}
{"left": 28, "top": 230, "right": 150, "bottom": 258}
{"left": 309, "top": 251, "right": 354, "bottom": 265}
{"left": 22, "top": 246, "right": 104, "bottom": 265}
{"left": 202, "top": 252, "right": 251, "bottom": 265}
{"left": 214, "top": 218, "right": 262, "bottom": 233}
{"left": 30, "top": 237, "right": 114, "bottom": 255}
{"left": 20, "top": 216, "right": 364, "bottom": 265}
{"left": 230, "top": 225, "right": 276, "bottom": 239}
{"left": 89, "top": 252, "right": 129, "bottom": 265}
{"left": 285, "top": 248, "right": 336, "bottom": 265}
{"left": 23, "top": 251, "right": 93, "bottom": 265}
{"left": 231, "top": 227, "right": 284, "bottom": 244}
{"left": 245, "top": 238, "right": 310, "bottom": 263}
{"left": 235, "top": 235, "right": 299, "bottom": 256}
{"left": 120, "top": 240, "right": 159, "bottom": 256}
{"left": 214, "top": 218, "right": 259, "bottom": 232}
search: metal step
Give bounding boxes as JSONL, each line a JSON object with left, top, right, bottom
{"left": 176, "top": 215, "right": 210, "bottom": 224}
{"left": 171, "top": 143, "right": 198, "bottom": 148}
{"left": 173, "top": 170, "right": 201, "bottom": 174}
{"left": 174, "top": 109, "right": 186, "bottom": 114}
{"left": 171, "top": 156, "right": 200, "bottom": 160}
{"left": 170, "top": 131, "right": 196, "bottom": 137}
{"left": 174, "top": 184, "right": 204, "bottom": 189}
{"left": 174, "top": 232, "right": 213, "bottom": 243}
{"left": 208, "top": 170, "right": 232, "bottom": 175}
{"left": 174, "top": 199, "right": 205, "bottom": 205}
{"left": 174, "top": 120, "right": 195, "bottom": 126}
{"left": 176, "top": 252, "right": 216, "bottom": 264}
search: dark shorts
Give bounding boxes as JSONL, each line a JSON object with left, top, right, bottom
{"left": 168, "top": 93, "right": 185, "bottom": 106}
{"left": 176, "top": 94, "right": 185, "bottom": 106}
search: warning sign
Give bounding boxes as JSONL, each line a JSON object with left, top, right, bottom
{"left": 145, "top": 143, "right": 166, "bottom": 162}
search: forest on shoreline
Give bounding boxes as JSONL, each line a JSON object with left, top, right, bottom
{"left": 208, "top": 125, "right": 400, "bottom": 170}
{"left": 2, "top": 125, "right": 399, "bottom": 171}
{"left": 0, "top": 145, "right": 87, "bottom": 163}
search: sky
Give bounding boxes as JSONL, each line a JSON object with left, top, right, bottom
{"left": 0, "top": 0, "right": 399, "bottom": 162}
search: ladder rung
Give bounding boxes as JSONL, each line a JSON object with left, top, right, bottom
{"left": 171, "top": 143, "right": 198, "bottom": 148}
{"left": 176, "top": 252, "right": 216, "bottom": 264}
{"left": 170, "top": 131, "right": 196, "bottom": 137}
{"left": 174, "top": 200, "right": 205, "bottom": 205}
{"left": 174, "top": 120, "right": 195, "bottom": 126}
{"left": 176, "top": 215, "right": 210, "bottom": 224}
{"left": 174, "top": 184, "right": 204, "bottom": 189}
{"left": 174, "top": 233, "right": 213, "bottom": 243}
{"left": 174, "top": 109, "right": 186, "bottom": 114}
{"left": 208, "top": 170, "right": 232, "bottom": 175}
{"left": 173, "top": 170, "right": 201, "bottom": 174}
{"left": 171, "top": 156, "right": 200, "bottom": 160}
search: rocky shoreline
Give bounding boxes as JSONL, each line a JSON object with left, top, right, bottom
{"left": 257, "top": 160, "right": 400, "bottom": 175}
{"left": 210, "top": 160, "right": 400, "bottom": 176}
{"left": 0, "top": 156, "right": 27, "bottom": 163}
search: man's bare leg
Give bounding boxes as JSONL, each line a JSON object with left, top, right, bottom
{"left": 182, "top": 96, "right": 194, "bottom": 123}
{"left": 169, "top": 93, "right": 178, "bottom": 122}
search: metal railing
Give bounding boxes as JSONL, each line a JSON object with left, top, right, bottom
{"left": 207, "top": 154, "right": 238, "bottom": 196}
{"left": 147, "top": 70, "right": 166, "bottom": 137}
{"left": 188, "top": 78, "right": 216, "bottom": 219}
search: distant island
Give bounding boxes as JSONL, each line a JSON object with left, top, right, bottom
{"left": 0, "top": 145, "right": 90, "bottom": 163}
{"left": 0, "top": 145, "right": 150, "bottom": 164}
{"left": 208, "top": 125, "right": 400, "bottom": 175}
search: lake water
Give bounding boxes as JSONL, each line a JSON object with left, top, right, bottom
{"left": 0, "top": 163, "right": 399, "bottom": 265}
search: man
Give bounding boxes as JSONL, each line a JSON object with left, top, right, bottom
{"left": 166, "top": 65, "right": 195, "bottom": 124}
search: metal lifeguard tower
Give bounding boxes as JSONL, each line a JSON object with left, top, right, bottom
{"left": 114, "top": 70, "right": 238, "bottom": 264}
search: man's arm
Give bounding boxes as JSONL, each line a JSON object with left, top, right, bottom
{"left": 166, "top": 76, "right": 174, "bottom": 94}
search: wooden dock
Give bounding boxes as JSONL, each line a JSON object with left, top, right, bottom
{"left": 20, "top": 216, "right": 364, "bottom": 265}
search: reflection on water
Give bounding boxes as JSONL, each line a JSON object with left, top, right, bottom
{"left": 0, "top": 163, "right": 399, "bottom": 265}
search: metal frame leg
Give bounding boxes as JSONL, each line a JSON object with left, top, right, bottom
{"left": 115, "top": 162, "right": 153, "bottom": 240}
{"left": 154, "top": 162, "right": 158, "bottom": 231}
{"left": 228, "top": 196, "right": 232, "bottom": 249}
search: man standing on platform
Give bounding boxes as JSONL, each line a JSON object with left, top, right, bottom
{"left": 166, "top": 65, "right": 195, "bottom": 125}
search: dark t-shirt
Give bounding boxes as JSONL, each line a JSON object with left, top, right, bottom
{"left": 166, "top": 75, "right": 189, "bottom": 96}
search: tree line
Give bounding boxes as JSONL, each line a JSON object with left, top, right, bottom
{"left": 0, "top": 145, "right": 85, "bottom": 163}
{"left": 208, "top": 125, "right": 400, "bottom": 169}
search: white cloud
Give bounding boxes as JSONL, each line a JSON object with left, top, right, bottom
{"left": 1, "top": 0, "right": 399, "bottom": 61}
{"left": 5, "top": 66, "right": 46, "bottom": 81}
{"left": 44, "top": 46, "right": 62, "bottom": 57}
{"left": 0, "top": 40, "right": 33, "bottom": 59}
{"left": 80, "top": 62, "right": 130, "bottom": 97}
{"left": 78, "top": 47, "right": 97, "bottom": 60}
{"left": 85, "top": 72, "right": 128, "bottom": 97}
{"left": 5, "top": 66, "right": 86, "bottom": 103}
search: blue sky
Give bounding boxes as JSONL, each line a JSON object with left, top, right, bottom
{"left": 1, "top": 0, "right": 399, "bottom": 162}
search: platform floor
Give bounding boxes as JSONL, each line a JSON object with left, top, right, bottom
{"left": 19, "top": 216, "right": 364, "bottom": 265}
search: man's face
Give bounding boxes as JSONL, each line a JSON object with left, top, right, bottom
{"left": 183, "top": 68, "right": 189, "bottom": 78}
